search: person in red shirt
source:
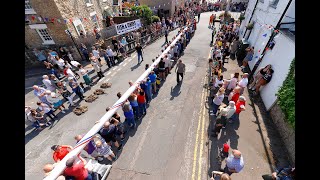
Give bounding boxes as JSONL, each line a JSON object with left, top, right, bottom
{"left": 51, "top": 144, "right": 73, "bottom": 162}
{"left": 64, "top": 155, "right": 92, "bottom": 180}
{"left": 228, "top": 86, "right": 241, "bottom": 103}
{"left": 137, "top": 90, "right": 147, "bottom": 117}
{"left": 229, "top": 96, "right": 246, "bottom": 123}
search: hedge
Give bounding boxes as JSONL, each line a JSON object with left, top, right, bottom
{"left": 276, "top": 58, "right": 295, "bottom": 129}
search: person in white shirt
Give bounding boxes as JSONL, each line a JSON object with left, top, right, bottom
{"left": 90, "top": 54, "right": 104, "bottom": 80}
{"left": 64, "top": 66, "right": 76, "bottom": 80}
{"left": 42, "top": 75, "right": 56, "bottom": 92}
{"left": 214, "top": 75, "right": 224, "bottom": 89}
{"left": 163, "top": 54, "right": 171, "bottom": 76}
{"left": 78, "top": 64, "right": 93, "bottom": 86}
{"left": 45, "top": 90, "right": 67, "bottom": 113}
{"left": 238, "top": 73, "right": 249, "bottom": 95}
{"left": 54, "top": 56, "right": 65, "bottom": 70}
{"left": 37, "top": 101, "right": 56, "bottom": 121}
{"left": 174, "top": 43, "right": 179, "bottom": 58}
{"left": 212, "top": 87, "right": 225, "bottom": 116}
{"left": 92, "top": 47, "right": 101, "bottom": 61}
{"left": 106, "top": 46, "right": 115, "bottom": 66}
{"left": 225, "top": 101, "right": 236, "bottom": 120}
{"left": 227, "top": 72, "right": 239, "bottom": 91}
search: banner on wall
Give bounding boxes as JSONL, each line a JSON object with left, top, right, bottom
{"left": 115, "top": 19, "right": 141, "bottom": 35}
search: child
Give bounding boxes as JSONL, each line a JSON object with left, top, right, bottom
{"left": 156, "top": 77, "right": 161, "bottom": 89}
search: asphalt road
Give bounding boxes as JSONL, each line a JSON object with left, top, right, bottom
{"left": 25, "top": 11, "right": 289, "bottom": 180}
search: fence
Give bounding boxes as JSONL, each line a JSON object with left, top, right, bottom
{"left": 43, "top": 25, "right": 189, "bottom": 180}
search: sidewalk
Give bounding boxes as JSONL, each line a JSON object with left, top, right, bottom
{"left": 206, "top": 12, "right": 291, "bottom": 179}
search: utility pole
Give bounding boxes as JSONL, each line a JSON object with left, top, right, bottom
{"left": 65, "top": 29, "right": 85, "bottom": 61}
{"left": 250, "top": 0, "right": 293, "bottom": 78}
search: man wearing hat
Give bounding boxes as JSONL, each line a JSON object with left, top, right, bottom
{"left": 51, "top": 144, "right": 73, "bottom": 162}
{"left": 223, "top": 149, "right": 244, "bottom": 175}
{"left": 230, "top": 96, "right": 246, "bottom": 123}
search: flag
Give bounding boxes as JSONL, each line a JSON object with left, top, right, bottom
{"left": 38, "top": 17, "right": 42, "bottom": 21}
{"left": 69, "top": 18, "right": 73, "bottom": 23}
{"left": 31, "top": 16, "right": 35, "bottom": 21}
{"left": 258, "top": 49, "right": 261, "bottom": 53}
{"left": 255, "top": 56, "right": 258, "bottom": 58}
{"left": 64, "top": 19, "right": 67, "bottom": 24}
{"left": 44, "top": 17, "right": 49, "bottom": 22}
{"left": 262, "top": 33, "right": 267, "bottom": 37}
{"left": 51, "top": 18, "right": 55, "bottom": 22}
{"left": 57, "top": 19, "right": 61, "bottom": 23}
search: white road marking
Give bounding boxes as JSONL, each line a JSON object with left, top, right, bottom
{"left": 117, "top": 68, "right": 121, "bottom": 71}
{"left": 113, "top": 67, "right": 118, "bottom": 71}
{"left": 104, "top": 78, "right": 110, "bottom": 82}
{"left": 128, "top": 58, "right": 133, "bottom": 62}
{"left": 132, "top": 54, "right": 137, "bottom": 58}
{"left": 98, "top": 77, "right": 105, "bottom": 82}
{"left": 119, "top": 62, "right": 123, "bottom": 65}
{"left": 111, "top": 72, "right": 116, "bottom": 77}
{"left": 106, "top": 72, "right": 111, "bottom": 75}
{"left": 37, "top": 135, "right": 51, "bottom": 147}
{"left": 25, "top": 152, "right": 31, "bottom": 158}
{"left": 123, "top": 62, "right": 127, "bottom": 66}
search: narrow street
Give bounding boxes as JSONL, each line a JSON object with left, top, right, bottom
{"left": 25, "top": 12, "right": 290, "bottom": 180}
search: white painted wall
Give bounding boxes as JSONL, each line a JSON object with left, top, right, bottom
{"left": 256, "top": 31, "right": 295, "bottom": 110}
{"left": 240, "top": 0, "right": 294, "bottom": 39}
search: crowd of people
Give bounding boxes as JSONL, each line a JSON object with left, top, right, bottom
{"left": 33, "top": 3, "right": 201, "bottom": 179}
{"left": 207, "top": 11, "right": 292, "bottom": 180}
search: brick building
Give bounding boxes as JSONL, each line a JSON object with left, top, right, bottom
{"left": 25, "top": 0, "right": 122, "bottom": 65}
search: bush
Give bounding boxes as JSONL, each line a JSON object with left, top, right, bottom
{"left": 151, "top": 15, "right": 160, "bottom": 23}
{"left": 131, "top": 5, "right": 153, "bottom": 25}
{"left": 276, "top": 58, "right": 295, "bottom": 129}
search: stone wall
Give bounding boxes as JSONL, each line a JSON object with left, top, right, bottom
{"left": 269, "top": 102, "right": 295, "bottom": 164}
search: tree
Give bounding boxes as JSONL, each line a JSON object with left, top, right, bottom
{"left": 131, "top": 5, "right": 153, "bottom": 25}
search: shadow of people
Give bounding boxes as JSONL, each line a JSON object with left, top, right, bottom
{"left": 25, "top": 129, "right": 41, "bottom": 145}
{"left": 170, "top": 83, "right": 182, "bottom": 100}
{"left": 131, "top": 63, "right": 140, "bottom": 71}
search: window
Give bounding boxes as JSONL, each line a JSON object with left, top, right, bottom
{"left": 29, "top": 24, "right": 55, "bottom": 44}
{"left": 73, "top": 19, "right": 86, "bottom": 36}
{"left": 85, "top": 0, "right": 93, "bottom": 7}
{"left": 269, "top": 0, "right": 279, "bottom": 8}
{"left": 25, "top": 0, "right": 36, "bottom": 14}
{"left": 36, "top": 29, "right": 55, "bottom": 44}
{"left": 91, "top": 14, "right": 100, "bottom": 29}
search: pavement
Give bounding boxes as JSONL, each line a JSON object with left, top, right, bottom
{"left": 25, "top": 11, "right": 290, "bottom": 180}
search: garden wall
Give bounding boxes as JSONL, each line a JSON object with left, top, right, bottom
{"left": 269, "top": 102, "right": 295, "bottom": 164}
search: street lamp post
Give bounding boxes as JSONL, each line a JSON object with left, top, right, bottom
{"left": 65, "top": 29, "right": 85, "bottom": 61}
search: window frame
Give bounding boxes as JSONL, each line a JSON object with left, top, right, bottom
{"left": 269, "top": 0, "right": 280, "bottom": 9}
{"left": 90, "top": 11, "right": 100, "bottom": 29}
{"left": 25, "top": 0, "right": 36, "bottom": 14}
{"left": 73, "top": 19, "right": 86, "bottom": 36}
{"left": 29, "top": 24, "right": 55, "bottom": 45}
{"left": 85, "top": 0, "right": 93, "bottom": 7}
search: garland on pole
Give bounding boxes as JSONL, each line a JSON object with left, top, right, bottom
{"left": 26, "top": 14, "right": 94, "bottom": 24}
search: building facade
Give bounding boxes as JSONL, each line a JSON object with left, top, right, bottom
{"left": 138, "top": 0, "right": 185, "bottom": 17}
{"left": 25, "top": 0, "right": 124, "bottom": 66}
{"left": 239, "top": 0, "right": 295, "bottom": 110}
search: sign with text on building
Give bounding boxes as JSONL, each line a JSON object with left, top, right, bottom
{"left": 115, "top": 19, "right": 142, "bottom": 35}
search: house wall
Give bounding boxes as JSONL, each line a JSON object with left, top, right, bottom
{"left": 239, "top": 0, "right": 293, "bottom": 39}
{"left": 256, "top": 31, "right": 295, "bottom": 110}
